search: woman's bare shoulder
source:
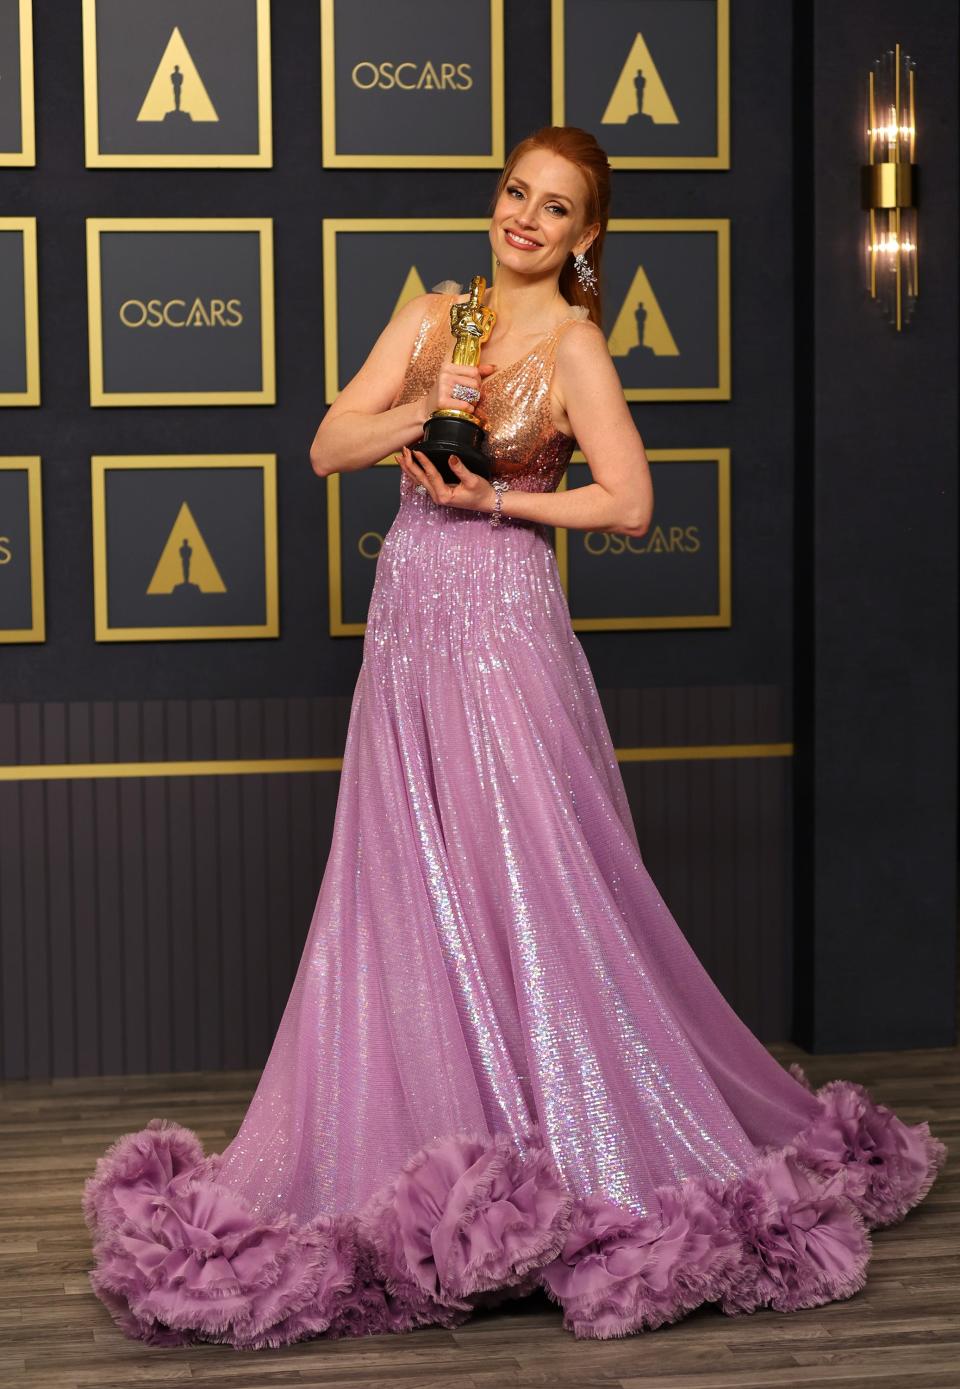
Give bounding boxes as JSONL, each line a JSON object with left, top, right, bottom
{"left": 553, "top": 319, "right": 619, "bottom": 412}
{"left": 556, "top": 316, "right": 611, "bottom": 362}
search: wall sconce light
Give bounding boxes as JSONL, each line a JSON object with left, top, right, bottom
{"left": 862, "top": 44, "right": 918, "bottom": 331}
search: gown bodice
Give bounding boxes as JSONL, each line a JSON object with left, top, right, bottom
{"left": 391, "top": 281, "right": 588, "bottom": 494}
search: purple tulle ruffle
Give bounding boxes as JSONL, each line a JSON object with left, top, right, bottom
{"left": 82, "top": 1066, "right": 946, "bottom": 1348}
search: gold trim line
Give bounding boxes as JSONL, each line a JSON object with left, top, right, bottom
{"left": 0, "top": 745, "right": 795, "bottom": 782}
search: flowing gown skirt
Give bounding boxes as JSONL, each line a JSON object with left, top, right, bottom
{"left": 83, "top": 489, "right": 947, "bottom": 1348}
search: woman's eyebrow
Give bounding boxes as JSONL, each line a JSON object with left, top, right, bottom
{"left": 508, "top": 178, "right": 573, "bottom": 205}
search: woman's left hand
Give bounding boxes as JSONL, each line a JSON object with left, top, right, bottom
{"left": 395, "top": 445, "right": 495, "bottom": 515}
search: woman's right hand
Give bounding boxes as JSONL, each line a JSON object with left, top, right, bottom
{"left": 418, "top": 360, "right": 499, "bottom": 421}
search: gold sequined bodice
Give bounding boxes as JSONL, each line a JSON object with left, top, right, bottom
{"left": 391, "top": 284, "right": 585, "bottom": 494}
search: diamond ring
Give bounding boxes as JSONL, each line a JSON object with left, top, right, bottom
{"left": 451, "top": 382, "right": 480, "bottom": 404}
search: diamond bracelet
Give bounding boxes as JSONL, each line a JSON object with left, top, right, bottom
{"left": 489, "top": 477, "right": 510, "bottom": 527}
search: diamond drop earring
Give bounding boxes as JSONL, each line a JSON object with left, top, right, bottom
{"left": 573, "top": 248, "right": 599, "bottom": 296}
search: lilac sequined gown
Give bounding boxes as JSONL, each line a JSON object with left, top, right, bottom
{"left": 83, "top": 285, "right": 946, "bottom": 1348}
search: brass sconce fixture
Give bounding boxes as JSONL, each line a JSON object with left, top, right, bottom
{"left": 862, "top": 43, "right": 918, "bottom": 331}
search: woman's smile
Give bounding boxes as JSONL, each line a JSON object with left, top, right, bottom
{"left": 503, "top": 227, "right": 541, "bottom": 250}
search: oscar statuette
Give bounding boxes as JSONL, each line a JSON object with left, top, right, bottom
{"left": 416, "top": 274, "right": 496, "bottom": 485}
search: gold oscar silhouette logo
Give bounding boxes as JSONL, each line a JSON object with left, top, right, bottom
{"left": 607, "top": 267, "right": 680, "bottom": 361}
{"left": 146, "top": 501, "right": 227, "bottom": 598}
{"left": 137, "top": 26, "right": 219, "bottom": 126}
{"left": 602, "top": 34, "right": 679, "bottom": 127}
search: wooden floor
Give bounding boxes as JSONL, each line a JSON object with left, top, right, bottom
{"left": 1, "top": 1042, "right": 956, "bottom": 1389}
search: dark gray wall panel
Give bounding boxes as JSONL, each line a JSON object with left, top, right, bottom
{"left": 792, "top": 1, "right": 958, "bottom": 1051}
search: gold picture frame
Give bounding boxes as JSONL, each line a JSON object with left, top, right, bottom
{"left": 91, "top": 453, "right": 279, "bottom": 641}
{"left": 606, "top": 218, "right": 731, "bottom": 401}
{"left": 81, "top": 0, "right": 273, "bottom": 168}
{"left": 0, "top": 455, "right": 44, "bottom": 642}
{"left": 0, "top": 0, "right": 35, "bottom": 166}
{"left": 0, "top": 216, "right": 40, "bottom": 405}
{"left": 320, "top": 0, "right": 504, "bottom": 168}
{"left": 554, "top": 448, "right": 731, "bottom": 629}
{"left": 86, "top": 217, "right": 276, "bottom": 406}
{"left": 551, "top": 0, "right": 730, "bottom": 169}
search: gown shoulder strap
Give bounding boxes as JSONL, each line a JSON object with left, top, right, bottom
{"left": 539, "top": 308, "right": 592, "bottom": 365}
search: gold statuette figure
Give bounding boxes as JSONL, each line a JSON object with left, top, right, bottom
{"left": 416, "top": 275, "right": 497, "bottom": 484}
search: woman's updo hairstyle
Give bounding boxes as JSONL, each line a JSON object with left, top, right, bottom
{"left": 489, "top": 125, "right": 611, "bottom": 329}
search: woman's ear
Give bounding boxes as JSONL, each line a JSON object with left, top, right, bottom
{"left": 574, "top": 222, "right": 600, "bottom": 258}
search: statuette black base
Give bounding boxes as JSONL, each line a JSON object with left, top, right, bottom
{"left": 416, "top": 415, "right": 492, "bottom": 485}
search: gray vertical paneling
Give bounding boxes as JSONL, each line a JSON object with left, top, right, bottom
{"left": 118, "top": 700, "right": 148, "bottom": 1074}
{"left": 215, "top": 701, "right": 245, "bottom": 1069}
{"left": 0, "top": 691, "right": 791, "bottom": 1078}
{"left": 218, "top": 773, "right": 246, "bottom": 1070}
{"left": 69, "top": 703, "right": 99, "bottom": 1076}
{"left": 167, "top": 700, "right": 197, "bottom": 1070}
{"left": 265, "top": 698, "right": 294, "bottom": 1025}
{"left": 241, "top": 773, "right": 271, "bottom": 1066}
{"left": 711, "top": 690, "right": 738, "bottom": 1008}
{"left": 93, "top": 701, "right": 123, "bottom": 1074}
{"left": 0, "top": 704, "right": 25, "bottom": 1078}
{"left": 143, "top": 701, "right": 172, "bottom": 1074}
{"left": 21, "top": 706, "right": 50, "bottom": 1077}
{"left": 0, "top": 780, "right": 25, "bottom": 1077}
{"left": 757, "top": 686, "right": 786, "bottom": 1039}
{"left": 733, "top": 687, "right": 761, "bottom": 1029}
{"left": 45, "top": 702, "right": 76, "bottom": 1077}
{"left": 237, "top": 698, "right": 270, "bottom": 1065}
{"left": 686, "top": 688, "right": 716, "bottom": 988}
{"left": 289, "top": 696, "right": 322, "bottom": 998}
{"left": 192, "top": 699, "right": 223, "bottom": 1071}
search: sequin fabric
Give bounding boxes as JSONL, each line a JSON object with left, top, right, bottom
{"left": 81, "top": 284, "right": 948, "bottom": 1350}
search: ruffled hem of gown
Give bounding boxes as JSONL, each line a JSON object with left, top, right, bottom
{"left": 81, "top": 1062, "right": 947, "bottom": 1349}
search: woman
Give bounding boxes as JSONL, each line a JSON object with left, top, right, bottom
{"left": 82, "top": 126, "right": 946, "bottom": 1350}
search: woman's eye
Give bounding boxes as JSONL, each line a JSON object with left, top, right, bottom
{"left": 507, "top": 187, "right": 565, "bottom": 217}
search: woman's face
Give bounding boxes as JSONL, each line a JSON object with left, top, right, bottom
{"left": 490, "top": 149, "right": 597, "bottom": 281}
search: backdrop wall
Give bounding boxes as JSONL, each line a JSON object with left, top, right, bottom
{"left": 0, "top": 0, "right": 954, "bottom": 1080}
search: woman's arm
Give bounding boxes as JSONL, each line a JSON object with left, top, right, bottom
{"left": 497, "top": 321, "right": 653, "bottom": 536}
{"left": 310, "top": 295, "right": 435, "bottom": 477}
